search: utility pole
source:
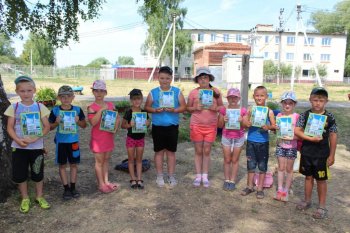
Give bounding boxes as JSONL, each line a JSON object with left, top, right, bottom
{"left": 277, "top": 8, "right": 284, "bottom": 86}
{"left": 248, "top": 27, "right": 257, "bottom": 56}
{"left": 172, "top": 13, "right": 177, "bottom": 84}
{"left": 30, "top": 48, "right": 33, "bottom": 75}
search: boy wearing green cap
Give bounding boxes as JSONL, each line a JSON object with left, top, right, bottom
{"left": 4, "top": 75, "right": 51, "bottom": 213}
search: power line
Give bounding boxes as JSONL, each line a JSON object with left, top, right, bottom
{"left": 79, "top": 21, "right": 145, "bottom": 38}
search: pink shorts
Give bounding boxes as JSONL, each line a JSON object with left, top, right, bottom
{"left": 126, "top": 136, "right": 145, "bottom": 148}
{"left": 190, "top": 124, "right": 217, "bottom": 143}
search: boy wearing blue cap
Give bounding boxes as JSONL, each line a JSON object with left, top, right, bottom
{"left": 4, "top": 75, "right": 51, "bottom": 213}
{"left": 295, "top": 87, "right": 337, "bottom": 219}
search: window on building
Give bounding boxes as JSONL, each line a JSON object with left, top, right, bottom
{"left": 198, "top": 33, "right": 204, "bottom": 42}
{"left": 211, "top": 33, "right": 216, "bottom": 42}
{"left": 322, "top": 37, "right": 331, "bottom": 46}
{"left": 320, "top": 54, "right": 331, "bottom": 62}
{"left": 304, "top": 37, "right": 314, "bottom": 45}
{"left": 286, "top": 53, "right": 294, "bottom": 61}
{"left": 275, "top": 36, "right": 280, "bottom": 44}
{"left": 223, "top": 34, "right": 229, "bottom": 42}
{"left": 334, "top": 70, "right": 339, "bottom": 73}
{"left": 287, "top": 36, "right": 295, "bottom": 45}
{"left": 185, "top": 67, "right": 191, "bottom": 74}
{"left": 302, "top": 69, "right": 310, "bottom": 77}
{"left": 236, "top": 34, "right": 242, "bottom": 42}
{"left": 264, "top": 52, "right": 269, "bottom": 58}
{"left": 265, "top": 36, "right": 269, "bottom": 44}
{"left": 303, "top": 53, "right": 312, "bottom": 61}
{"left": 274, "top": 52, "right": 279, "bottom": 60}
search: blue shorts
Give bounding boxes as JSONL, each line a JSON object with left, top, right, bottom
{"left": 246, "top": 141, "right": 269, "bottom": 172}
{"left": 275, "top": 145, "right": 297, "bottom": 160}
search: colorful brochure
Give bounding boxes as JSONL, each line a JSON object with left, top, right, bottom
{"left": 250, "top": 106, "right": 268, "bottom": 127}
{"left": 199, "top": 89, "right": 213, "bottom": 108}
{"left": 225, "top": 109, "right": 241, "bottom": 130}
{"left": 59, "top": 110, "right": 77, "bottom": 134}
{"left": 159, "top": 91, "right": 175, "bottom": 108}
{"left": 132, "top": 112, "right": 147, "bottom": 133}
{"left": 20, "top": 112, "right": 43, "bottom": 136}
{"left": 276, "top": 116, "right": 293, "bottom": 139}
{"left": 100, "top": 110, "right": 118, "bottom": 132}
{"left": 304, "top": 113, "right": 327, "bottom": 137}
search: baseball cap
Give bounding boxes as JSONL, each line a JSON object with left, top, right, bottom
{"left": 195, "top": 67, "right": 215, "bottom": 82}
{"left": 91, "top": 80, "right": 106, "bottom": 90}
{"left": 58, "top": 85, "right": 74, "bottom": 96}
{"left": 14, "top": 75, "right": 35, "bottom": 87}
{"left": 226, "top": 88, "right": 241, "bottom": 98}
{"left": 129, "top": 88, "right": 143, "bottom": 98}
{"left": 310, "top": 87, "right": 328, "bottom": 98}
{"left": 281, "top": 91, "right": 297, "bottom": 102}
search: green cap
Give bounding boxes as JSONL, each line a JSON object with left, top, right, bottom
{"left": 58, "top": 85, "right": 74, "bottom": 96}
{"left": 14, "top": 75, "right": 35, "bottom": 87}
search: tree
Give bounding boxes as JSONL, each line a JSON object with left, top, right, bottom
{"left": 0, "top": 33, "right": 17, "bottom": 64}
{"left": 345, "top": 55, "right": 350, "bottom": 77}
{"left": 310, "top": 64, "right": 328, "bottom": 79}
{"left": 263, "top": 60, "right": 278, "bottom": 77}
{"left": 86, "top": 57, "right": 110, "bottom": 68}
{"left": 138, "top": 0, "right": 193, "bottom": 66}
{"left": 117, "top": 56, "right": 135, "bottom": 65}
{"left": 0, "top": 1, "right": 105, "bottom": 47}
{"left": 280, "top": 63, "right": 293, "bottom": 79}
{"left": 20, "top": 33, "right": 55, "bottom": 66}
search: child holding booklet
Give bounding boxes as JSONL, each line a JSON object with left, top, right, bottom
{"left": 87, "top": 80, "right": 121, "bottom": 193}
{"left": 241, "top": 86, "right": 276, "bottom": 199}
{"left": 121, "top": 89, "right": 150, "bottom": 189}
{"left": 295, "top": 87, "right": 337, "bottom": 219}
{"left": 218, "top": 88, "right": 247, "bottom": 191}
{"left": 49, "top": 85, "right": 87, "bottom": 200}
{"left": 274, "top": 91, "right": 299, "bottom": 202}
{"left": 5, "top": 75, "right": 51, "bottom": 213}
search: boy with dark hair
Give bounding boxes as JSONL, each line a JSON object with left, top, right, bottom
{"left": 5, "top": 75, "right": 51, "bottom": 213}
{"left": 49, "top": 85, "right": 87, "bottom": 200}
{"left": 295, "top": 87, "right": 337, "bottom": 219}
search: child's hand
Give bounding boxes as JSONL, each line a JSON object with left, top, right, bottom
{"left": 327, "top": 156, "right": 335, "bottom": 166}
{"left": 155, "top": 108, "right": 164, "bottom": 113}
{"left": 146, "top": 119, "right": 150, "bottom": 127}
{"left": 75, "top": 115, "right": 79, "bottom": 123}
{"left": 309, "top": 136, "right": 323, "bottom": 143}
{"left": 16, "top": 138, "right": 28, "bottom": 147}
{"left": 261, "top": 125, "right": 269, "bottom": 131}
{"left": 23, "top": 137, "right": 39, "bottom": 144}
{"left": 246, "top": 120, "right": 252, "bottom": 128}
{"left": 238, "top": 116, "right": 242, "bottom": 122}
{"left": 130, "top": 121, "right": 135, "bottom": 127}
{"left": 43, "top": 148, "right": 48, "bottom": 156}
{"left": 223, "top": 116, "right": 228, "bottom": 122}
{"left": 55, "top": 116, "right": 61, "bottom": 124}
{"left": 164, "top": 107, "right": 175, "bottom": 112}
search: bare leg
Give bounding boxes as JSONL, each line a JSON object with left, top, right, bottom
{"left": 257, "top": 173, "right": 266, "bottom": 191}
{"left": 202, "top": 142, "right": 212, "bottom": 174}
{"left": 103, "top": 152, "right": 111, "bottom": 184}
{"left": 154, "top": 150, "right": 165, "bottom": 175}
{"left": 304, "top": 176, "right": 314, "bottom": 203}
{"left": 127, "top": 147, "right": 137, "bottom": 181}
{"left": 247, "top": 171, "right": 255, "bottom": 189}
{"left": 316, "top": 180, "right": 327, "bottom": 208}
{"left": 285, "top": 159, "right": 295, "bottom": 191}
{"left": 70, "top": 164, "right": 78, "bottom": 184}
{"left": 194, "top": 142, "right": 204, "bottom": 174}
{"left": 35, "top": 180, "right": 44, "bottom": 198}
{"left": 222, "top": 146, "right": 232, "bottom": 180}
{"left": 59, "top": 164, "right": 68, "bottom": 185}
{"left": 18, "top": 182, "right": 29, "bottom": 199}
{"left": 231, "top": 147, "right": 242, "bottom": 182}
{"left": 135, "top": 147, "right": 144, "bottom": 180}
{"left": 277, "top": 157, "right": 287, "bottom": 190}
{"left": 94, "top": 153, "right": 106, "bottom": 188}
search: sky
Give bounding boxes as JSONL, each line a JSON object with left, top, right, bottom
{"left": 12, "top": 0, "right": 341, "bottom": 67}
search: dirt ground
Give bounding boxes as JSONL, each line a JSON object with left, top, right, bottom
{"left": 0, "top": 121, "right": 350, "bottom": 233}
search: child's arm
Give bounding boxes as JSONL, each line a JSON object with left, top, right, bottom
{"left": 6, "top": 116, "right": 28, "bottom": 147}
{"left": 48, "top": 110, "right": 59, "bottom": 130}
{"left": 217, "top": 112, "right": 225, "bottom": 128}
{"left": 144, "top": 93, "right": 164, "bottom": 113}
{"left": 186, "top": 91, "right": 202, "bottom": 113}
{"left": 264, "top": 109, "right": 277, "bottom": 131}
{"left": 76, "top": 109, "right": 87, "bottom": 129}
{"left": 242, "top": 108, "right": 251, "bottom": 128}
{"left": 121, "top": 118, "right": 132, "bottom": 129}
{"left": 87, "top": 105, "right": 107, "bottom": 126}
{"left": 327, "top": 132, "right": 337, "bottom": 166}
{"left": 294, "top": 126, "right": 322, "bottom": 143}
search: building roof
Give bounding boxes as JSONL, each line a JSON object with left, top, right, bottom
{"left": 193, "top": 42, "right": 250, "bottom": 54}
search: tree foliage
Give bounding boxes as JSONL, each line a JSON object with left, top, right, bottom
{"left": 0, "top": 0, "right": 105, "bottom": 47}
{"left": 138, "top": 0, "right": 192, "bottom": 66}
{"left": 87, "top": 57, "right": 110, "bottom": 68}
{"left": 263, "top": 60, "right": 278, "bottom": 76}
{"left": 117, "top": 56, "right": 135, "bottom": 65}
{"left": 310, "top": 64, "right": 328, "bottom": 78}
{"left": 280, "top": 63, "right": 293, "bottom": 78}
{"left": 0, "top": 33, "right": 17, "bottom": 64}
{"left": 20, "top": 33, "right": 55, "bottom": 66}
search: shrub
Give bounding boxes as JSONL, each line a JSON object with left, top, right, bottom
{"left": 35, "top": 87, "right": 57, "bottom": 101}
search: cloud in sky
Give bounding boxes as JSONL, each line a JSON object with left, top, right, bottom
{"left": 219, "top": 0, "right": 238, "bottom": 11}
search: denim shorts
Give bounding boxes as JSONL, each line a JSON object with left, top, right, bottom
{"left": 221, "top": 135, "right": 245, "bottom": 148}
{"left": 246, "top": 141, "right": 269, "bottom": 172}
{"left": 275, "top": 145, "right": 297, "bottom": 160}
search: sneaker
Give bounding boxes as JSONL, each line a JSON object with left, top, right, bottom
{"left": 193, "top": 177, "right": 201, "bottom": 187}
{"left": 156, "top": 175, "right": 165, "bottom": 187}
{"left": 281, "top": 191, "right": 289, "bottom": 202}
{"left": 228, "top": 182, "right": 236, "bottom": 191}
{"left": 168, "top": 175, "right": 178, "bottom": 188}
{"left": 203, "top": 179, "right": 210, "bottom": 188}
{"left": 35, "top": 197, "right": 51, "bottom": 209}
{"left": 274, "top": 190, "right": 283, "bottom": 201}
{"left": 63, "top": 189, "right": 72, "bottom": 200}
{"left": 20, "top": 198, "right": 30, "bottom": 213}
{"left": 70, "top": 189, "right": 81, "bottom": 198}
{"left": 223, "top": 181, "right": 230, "bottom": 191}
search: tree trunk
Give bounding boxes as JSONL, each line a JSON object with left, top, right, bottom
{"left": 0, "top": 75, "right": 14, "bottom": 202}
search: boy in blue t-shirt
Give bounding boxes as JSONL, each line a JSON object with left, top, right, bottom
{"left": 49, "top": 85, "right": 87, "bottom": 200}
{"left": 241, "top": 86, "right": 276, "bottom": 199}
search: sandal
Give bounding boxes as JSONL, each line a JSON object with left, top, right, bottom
{"left": 296, "top": 201, "right": 312, "bottom": 211}
{"left": 130, "top": 180, "right": 138, "bottom": 189}
{"left": 107, "top": 182, "right": 120, "bottom": 191}
{"left": 241, "top": 187, "right": 255, "bottom": 196}
{"left": 313, "top": 207, "right": 328, "bottom": 219}
{"left": 137, "top": 180, "right": 144, "bottom": 189}
{"left": 99, "top": 184, "right": 113, "bottom": 194}
{"left": 256, "top": 190, "right": 265, "bottom": 199}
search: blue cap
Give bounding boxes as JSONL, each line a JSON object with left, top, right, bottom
{"left": 14, "top": 75, "right": 35, "bottom": 86}
{"left": 281, "top": 91, "right": 297, "bottom": 102}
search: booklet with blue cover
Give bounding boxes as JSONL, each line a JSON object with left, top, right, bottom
{"left": 100, "top": 110, "right": 118, "bottom": 132}
{"left": 59, "top": 110, "right": 77, "bottom": 134}
{"left": 304, "top": 113, "right": 327, "bottom": 137}
{"left": 20, "top": 112, "right": 43, "bottom": 136}
{"left": 250, "top": 106, "right": 268, "bottom": 127}
{"left": 199, "top": 89, "right": 213, "bottom": 108}
{"left": 225, "top": 109, "right": 241, "bottom": 130}
{"left": 132, "top": 112, "right": 147, "bottom": 133}
{"left": 276, "top": 116, "right": 293, "bottom": 139}
{"left": 159, "top": 91, "right": 175, "bottom": 108}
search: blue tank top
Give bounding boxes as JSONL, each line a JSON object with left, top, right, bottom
{"left": 151, "top": 86, "right": 180, "bottom": 126}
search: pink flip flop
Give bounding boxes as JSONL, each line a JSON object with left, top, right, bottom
{"left": 99, "top": 184, "right": 113, "bottom": 194}
{"left": 106, "top": 182, "right": 120, "bottom": 191}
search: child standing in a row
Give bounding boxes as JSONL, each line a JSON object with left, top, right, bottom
{"left": 88, "top": 80, "right": 120, "bottom": 193}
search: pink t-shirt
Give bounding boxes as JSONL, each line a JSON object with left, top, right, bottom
{"left": 88, "top": 102, "right": 115, "bottom": 153}
{"left": 277, "top": 112, "right": 299, "bottom": 149}
{"left": 188, "top": 87, "right": 223, "bottom": 127}
{"left": 219, "top": 106, "right": 247, "bottom": 139}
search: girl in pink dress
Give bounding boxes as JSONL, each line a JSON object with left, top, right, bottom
{"left": 87, "top": 80, "right": 120, "bottom": 193}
